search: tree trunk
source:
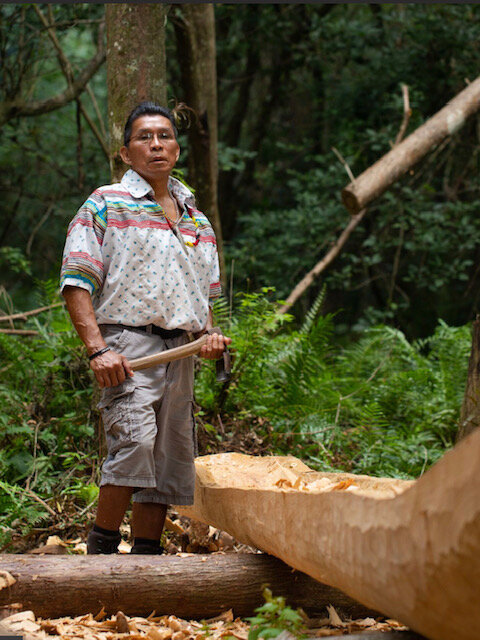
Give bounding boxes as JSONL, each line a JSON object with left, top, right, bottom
{"left": 458, "top": 315, "right": 480, "bottom": 441}
{"left": 0, "top": 553, "right": 377, "bottom": 621}
{"left": 173, "top": 5, "right": 225, "bottom": 285}
{"left": 105, "top": 4, "right": 167, "bottom": 182}
{"left": 342, "top": 76, "right": 480, "bottom": 214}
{"left": 178, "top": 438, "right": 480, "bottom": 640}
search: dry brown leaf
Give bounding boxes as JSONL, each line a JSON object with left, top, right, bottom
{"left": 350, "top": 617, "right": 376, "bottom": 627}
{"left": 29, "top": 544, "right": 68, "bottom": 555}
{"left": 385, "top": 618, "right": 408, "bottom": 629}
{"left": 147, "top": 627, "right": 173, "bottom": 640}
{"left": 203, "top": 610, "right": 233, "bottom": 624}
{"left": 0, "top": 571, "right": 16, "bottom": 591}
{"left": 325, "top": 606, "right": 344, "bottom": 628}
{"left": 115, "top": 611, "right": 130, "bottom": 634}
{"left": 2, "top": 610, "right": 36, "bottom": 625}
{"left": 94, "top": 607, "right": 107, "bottom": 621}
{"left": 165, "top": 517, "right": 185, "bottom": 536}
{"left": 118, "top": 540, "right": 132, "bottom": 554}
{"left": 46, "top": 535, "right": 67, "bottom": 547}
{"left": 166, "top": 616, "right": 183, "bottom": 632}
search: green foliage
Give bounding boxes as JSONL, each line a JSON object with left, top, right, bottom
{"left": 0, "top": 247, "right": 32, "bottom": 276}
{"left": 0, "top": 288, "right": 99, "bottom": 546}
{"left": 0, "top": 481, "right": 51, "bottom": 547}
{"left": 219, "top": 4, "right": 480, "bottom": 337}
{"left": 247, "top": 588, "right": 306, "bottom": 640}
{"left": 197, "top": 289, "right": 470, "bottom": 479}
{"left": 0, "top": 282, "right": 472, "bottom": 547}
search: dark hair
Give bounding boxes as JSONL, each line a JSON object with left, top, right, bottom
{"left": 123, "top": 101, "right": 178, "bottom": 146}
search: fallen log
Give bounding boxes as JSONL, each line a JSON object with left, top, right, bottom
{"left": 178, "top": 429, "right": 480, "bottom": 640}
{"left": 0, "top": 553, "right": 378, "bottom": 620}
{"left": 342, "top": 75, "right": 480, "bottom": 214}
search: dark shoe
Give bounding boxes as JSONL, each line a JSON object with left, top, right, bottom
{"left": 87, "top": 529, "right": 122, "bottom": 554}
{"left": 130, "top": 543, "right": 164, "bottom": 555}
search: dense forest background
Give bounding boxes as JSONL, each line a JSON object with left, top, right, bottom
{"left": 1, "top": 3, "right": 479, "bottom": 549}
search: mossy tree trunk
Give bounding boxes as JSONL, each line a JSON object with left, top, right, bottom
{"left": 105, "top": 4, "right": 167, "bottom": 182}
{"left": 172, "top": 5, "right": 225, "bottom": 285}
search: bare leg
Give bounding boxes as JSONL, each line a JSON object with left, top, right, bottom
{"left": 132, "top": 502, "right": 168, "bottom": 540}
{"left": 95, "top": 485, "right": 133, "bottom": 530}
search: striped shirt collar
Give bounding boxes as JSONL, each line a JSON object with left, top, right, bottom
{"left": 121, "top": 169, "right": 195, "bottom": 208}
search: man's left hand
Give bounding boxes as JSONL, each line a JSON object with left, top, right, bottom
{"left": 199, "top": 331, "right": 232, "bottom": 360}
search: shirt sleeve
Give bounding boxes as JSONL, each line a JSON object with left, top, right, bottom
{"left": 208, "top": 246, "right": 222, "bottom": 302}
{"left": 60, "top": 190, "right": 107, "bottom": 296}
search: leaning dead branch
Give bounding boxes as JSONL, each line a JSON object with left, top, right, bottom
{"left": 278, "top": 207, "right": 366, "bottom": 314}
{"left": 342, "top": 75, "right": 480, "bottom": 214}
{"left": 279, "top": 80, "right": 450, "bottom": 314}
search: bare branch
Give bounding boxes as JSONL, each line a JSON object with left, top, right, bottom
{"left": 26, "top": 204, "right": 54, "bottom": 256}
{"left": 278, "top": 209, "right": 367, "bottom": 314}
{"left": 86, "top": 84, "right": 107, "bottom": 139}
{"left": 33, "top": 6, "right": 108, "bottom": 159}
{"left": 332, "top": 147, "right": 355, "bottom": 183}
{"left": 0, "top": 301, "right": 64, "bottom": 323}
{"left": 25, "top": 488, "right": 57, "bottom": 517}
{"left": 279, "top": 149, "right": 366, "bottom": 314}
{"left": 78, "top": 99, "right": 109, "bottom": 159}
{"left": 0, "top": 329, "right": 39, "bottom": 335}
{"left": 394, "top": 83, "right": 411, "bottom": 146}
{"left": 0, "top": 21, "right": 106, "bottom": 128}
{"left": 34, "top": 5, "right": 74, "bottom": 85}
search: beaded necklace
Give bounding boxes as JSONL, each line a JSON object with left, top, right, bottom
{"left": 163, "top": 202, "right": 200, "bottom": 248}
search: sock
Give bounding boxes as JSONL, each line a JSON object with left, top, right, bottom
{"left": 93, "top": 524, "right": 120, "bottom": 537}
{"left": 133, "top": 537, "right": 161, "bottom": 547}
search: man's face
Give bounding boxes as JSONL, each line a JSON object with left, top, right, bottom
{"left": 119, "top": 114, "right": 180, "bottom": 184}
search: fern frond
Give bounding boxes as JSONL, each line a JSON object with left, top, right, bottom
{"left": 300, "top": 284, "right": 327, "bottom": 335}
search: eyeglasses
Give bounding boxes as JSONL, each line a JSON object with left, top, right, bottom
{"left": 130, "top": 131, "right": 176, "bottom": 144}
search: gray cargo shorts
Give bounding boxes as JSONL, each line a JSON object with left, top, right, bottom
{"left": 97, "top": 325, "right": 197, "bottom": 505}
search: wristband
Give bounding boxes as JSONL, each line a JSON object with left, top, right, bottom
{"left": 89, "top": 346, "right": 111, "bottom": 361}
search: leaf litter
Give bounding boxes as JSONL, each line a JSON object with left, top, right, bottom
{"left": 1, "top": 605, "right": 408, "bottom": 640}
{"left": 4, "top": 517, "right": 409, "bottom": 638}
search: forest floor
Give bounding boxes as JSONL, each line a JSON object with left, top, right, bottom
{"left": 2, "top": 428, "right": 419, "bottom": 638}
{"left": 2, "top": 511, "right": 415, "bottom": 639}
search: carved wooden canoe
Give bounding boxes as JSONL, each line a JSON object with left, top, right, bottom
{"left": 178, "top": 428, "right": 480, "bottom": 640}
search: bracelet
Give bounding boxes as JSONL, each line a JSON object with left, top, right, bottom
{"left": 88, "top": 346, "right": 111, "bottom": 361}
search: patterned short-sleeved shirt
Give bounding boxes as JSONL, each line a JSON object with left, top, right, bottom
{"left": 60, "top": 169, "right": 221, "bottom": 332}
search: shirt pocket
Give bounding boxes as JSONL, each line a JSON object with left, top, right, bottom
{"left": 97, "top": 378, "right": 138, "bottom": 453}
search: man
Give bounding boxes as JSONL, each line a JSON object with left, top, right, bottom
{"left": 60, "top": 102, "right": 230, "bottom": 555}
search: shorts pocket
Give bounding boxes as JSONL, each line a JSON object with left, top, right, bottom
{"left": 98, "top": 378, "right": 137, "bottom": 452}
{"left": 101, "top": 326, "right": 131, "bottom": 353}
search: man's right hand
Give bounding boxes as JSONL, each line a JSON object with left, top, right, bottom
{"left": 89, "top": 349, "right": 134, "bottom": 388}
{"left": 63, "top": 286, "right": 134, "bottom": 389}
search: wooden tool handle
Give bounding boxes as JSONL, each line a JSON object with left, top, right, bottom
{"left": 129, "top": 334, "right": 208, "bottom": 371}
